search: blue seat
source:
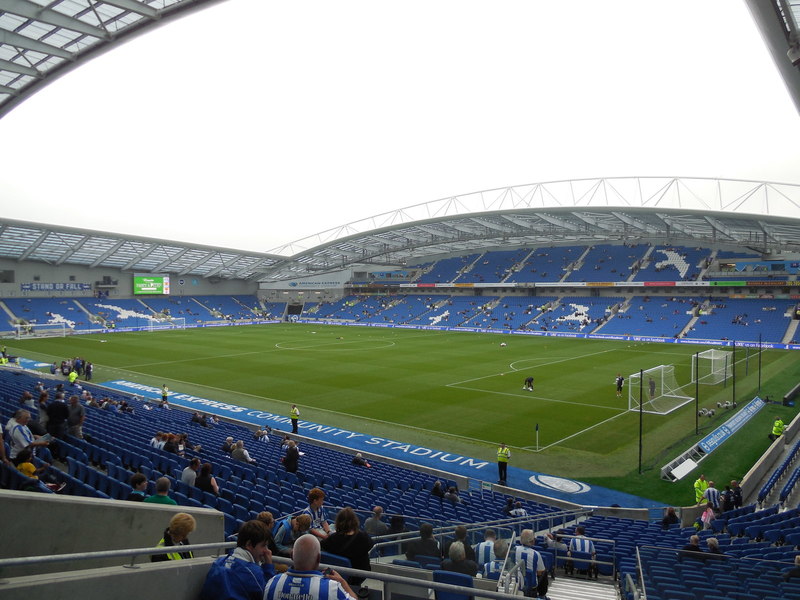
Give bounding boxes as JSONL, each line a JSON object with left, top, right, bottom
{"left": 320, "top": 551, "right": 352, "bottom": 569}
{"left": 432, "top": 570, "right": 473, "bottom": 600}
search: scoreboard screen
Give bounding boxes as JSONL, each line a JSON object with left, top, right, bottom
{"left": 133, "top": 274, "right": 170, "bottom": 295}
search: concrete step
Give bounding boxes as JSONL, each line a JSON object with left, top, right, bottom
{"left": 546, "top": 575, "right": 617, "bottom": 600}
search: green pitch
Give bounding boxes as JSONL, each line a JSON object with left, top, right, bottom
{"left": 9, "top": 324, "right": 799, "bottom": 506}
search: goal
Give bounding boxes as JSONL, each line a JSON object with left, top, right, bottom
{"left": 14, "top": 322, "right": 68, "bottom": 339}
{"left": 691, "top": 349, "right": 732, "bottom": 385}
{"left": 145, "top": 317, "right": 186, "bottom": 332}
{"left": 628, "top": 365, "right": 694, "bottom": 415}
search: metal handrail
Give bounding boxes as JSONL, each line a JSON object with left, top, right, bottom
{"left": 0, "top": 541, "right": 525, "bottom": 600}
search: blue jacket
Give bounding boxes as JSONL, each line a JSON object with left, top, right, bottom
{"left": 200, "top": 548, "right": 275, "bottom": 600}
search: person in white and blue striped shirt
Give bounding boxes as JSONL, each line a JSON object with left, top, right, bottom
{"left": 701, "top": 481, "right": 720, "bottom": 511}
{"left": 482, "top": 539, "right": 508, "bottom": 580}
{"left": 263, "top": 535, "right": 356, "bottom": 600}
{"left": 473, "top": 529, "right": 497, "bottom": 567}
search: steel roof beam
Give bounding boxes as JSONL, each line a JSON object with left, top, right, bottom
{"left": 178, "top": 251, "right": 216, "bottom": 275}
{"left": 3, "top": 0, "right": 109, "bottom": 39}
{"left": 101, "top": 0, "right": 159, "bottom": 19}
{"left": 153, "top": 248, "right": 189, "bottom": 272}
{"left": 55, "top": 235, "right": 88, "bottom": 265}
{"left": 89, "top": 239, "right": 125, "bottom": 267}
{"left": 122, "top": 244, "right": 157, "bottom": 270}
{"left": 18, "top": 229, "right": 48, "bottom": 260}
{"left": 0, "top": 28, "right": 75, "bottom": 59}
{"left": 0, "top": 57, "right": 40, "bottom": 77}
{"left": 535, "top": 212, "right": 580, "bottom": 231}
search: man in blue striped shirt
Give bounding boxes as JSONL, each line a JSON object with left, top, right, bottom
{"left": 701, "top": 481, "right": 720, "bottom": 512}
{"left": 473, "top": 529, "right": 497, "bottom": 567}
{"left": 264, "top": 535, "right": 356, "bottom": 600}
{"left": 567, "top": 526, "right": 597, "bottom": 579}
{"left": 514, "top": 529, "right": 547, "bottom": 598}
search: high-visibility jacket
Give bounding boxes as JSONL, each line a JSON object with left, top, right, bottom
{"left": 694, "top": 478, "right": 708, "bottom": 503}
{"left": 498, "top": 446, "right": 510, "bottom": 463}
{"left": 772, "top": 419, "right": 785, "bottom": 437}
{"left": 290, "top": 406, "right": 300, "bottom": 420}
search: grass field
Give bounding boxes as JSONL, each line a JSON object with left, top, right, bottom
{"left": 8, "top": 323, "right": 800, "bottom": 507}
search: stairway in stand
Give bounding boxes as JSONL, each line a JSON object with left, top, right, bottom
{"left": 546, "top": 576, "right": 618, "bottom": 600}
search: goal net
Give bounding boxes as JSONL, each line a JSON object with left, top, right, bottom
{"left": 145, "top": 317, "right": 186, "bottom": 332}
{"left": 691, "top": 349, "right": 732, "bottom": 385}
{"left": 14, "top": 322, "right": 68, "bottom": 339}
{"left": 628, "top": 365, "right": 694, "bottom": 415}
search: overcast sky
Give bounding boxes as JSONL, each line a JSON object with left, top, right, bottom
{"left": 1, "top": 0, "right": 799, "bottom": 254}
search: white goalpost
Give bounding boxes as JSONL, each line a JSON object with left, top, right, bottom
{"left": 691, "top": 349, "right": 733, "bottom": 385}
{"left": 14, "top": 322, "right": 68, "bottom": 339}
{"left": 628, "top": 364, "right": 694, "bottom": 415}
{"left": 145, "top": 317, "right": 186, "bottom": 332}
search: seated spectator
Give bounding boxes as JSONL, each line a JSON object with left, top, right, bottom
{"left": 705, "top": 537, "right": 726, "bottom": 559}
{"left": 255, "top": 512, "right": 279, "bottom": 556}
{"left": 661, "top": 507, "right": 680, "bottom": 530}
{"left": 15, "top": 448, "right": 64, "bottom": 493}
{"left": 273, "top": 514, "right": 312, "bottom": 557}
{"left": 128, "top": 473, "right": 149, "bottom": 501}
{"left": 387, "top": 515, "right": 409, "bottom": 555}
{"left": 221, "top": 436, "right": 234, "bottom": 453}
{"left": 364, "top": 506, "right": 388, "bottom": 538}
{"left": 444, "top": 525, "right": 476, "bottom": 562}
{"left": 303, "top": 487, "right": 331, "bottom": 540}
{"left": 182, "top": 457, "right": 201, "bottom": 486}
{"left": 544, "top": 530, "right": 568, "bottom": 552}
{"left": 441, "top": 541, "right": 478, "bottom": 576}
{"left": 444, "top": 486, "right": 464, "bottom": 505}
{"left": 7, "top": 409, "right": 53, "bottom": 464}
{"left": 200, "top": 520, "right": 276, "bottom": 600}
{"left": 232, "top": 440, "right": 257, "bottom": 464}
{"left": 321, "top": 507, "right": 373, "bottom": 585}
{"left": 195, "top": 462, "right": 220, "bottom": 496}
{"left": 509, "top": 501, "right": 527, "bottom": 517}
{"left": 482, "top": 539, "right": 509, "bottom": 580}
{"left": 351, "top": 452, "right": 371, "bottom": 468}
{"left": 680, "top": 535, "right": 705, "bottom": 561}
{"left": 784, "top": 555, "right": 800, "bottom": 581}
{"left": 254, "top": 426, "right": 270, "bottom": 441}
{"left": 162, "top": 434, "right": 180, "bottom": 454}
{"left": 144, "top": 477, "right": 177, "bottom": 505}
{"left": 474, "top": 529, "right": 497, "bottom": 567}
{"left": 149, "top": 432, "right": 165, "bottom": 449}
{"left": 405, "top": 522, "right": 440, "bottom": 561}
{"left": 502, "top": 497, "right": 514, "bottom": 517}
{"left": 431, "top": 480, "right": 445, "bottom": 500}
{"left": 152, "top": 512, "right": 196, "bottom": 562}
{"left": 264, "top": 534, "right": 356, "bottom": 600}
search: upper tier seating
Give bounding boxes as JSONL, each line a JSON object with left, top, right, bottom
{"left": 415, "top": 255, "right": 481, "bottom": 284}
{"left": 633, "top": 246, "right": 709, "bottom": 282}
{"left": 505, "top": 246, "right": 585, "bottom": 283}
{"left": 565, "top": 244, "right": 647, "bottom": 283}
{"left": 456, "top": 249, "right": 532, "bottom": 284}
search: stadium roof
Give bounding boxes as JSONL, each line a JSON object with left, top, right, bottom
{"left": 0, "top": 0, "right": 222, "bottom": 119}
{"left": 2, "top": 2, "right": 800, "bottom": 120}
{"left": 2, "top": 177, "right": 800, "bottom": 283}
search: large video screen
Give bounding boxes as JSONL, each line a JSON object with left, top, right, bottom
{"left": 133, "top": 274, "right": 170, "bottom": 295}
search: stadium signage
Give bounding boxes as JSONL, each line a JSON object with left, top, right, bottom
{"left": 697, "top": 397, "right": 766, "bottom": 454}
{"left": 20, "top": 282, "right": 92, "bottom": 291}
{"left": 100, "top": 380, "right": 492, "bottom": 472}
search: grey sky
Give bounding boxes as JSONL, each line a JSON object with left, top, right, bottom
{"left": 1, "top": 0, "right": 798, "bottom": 254}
